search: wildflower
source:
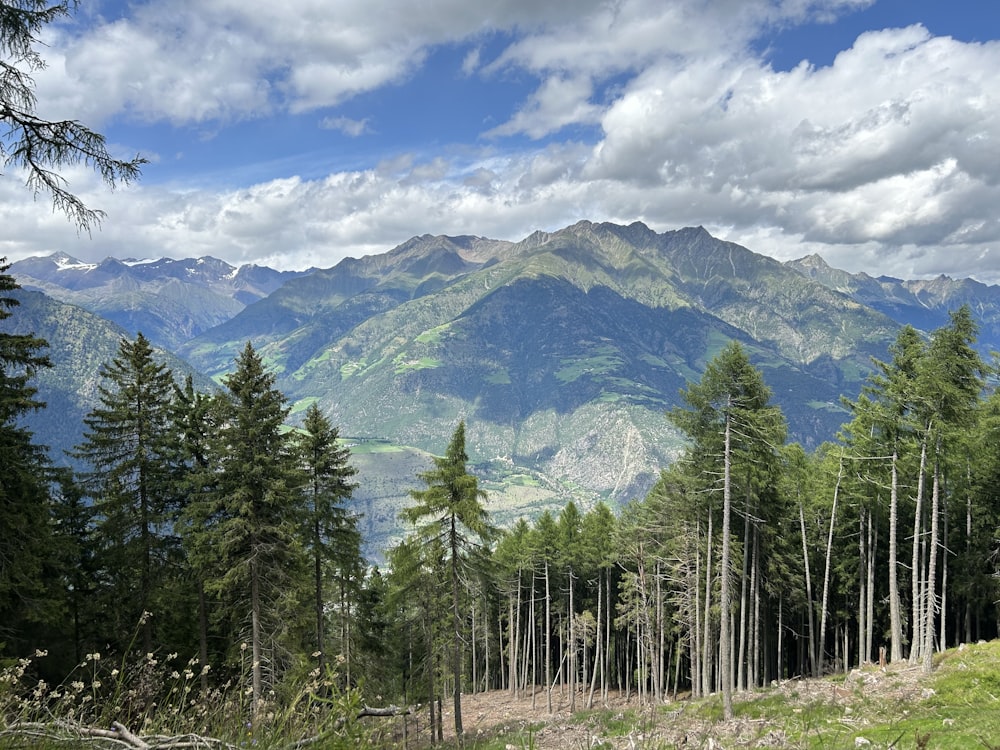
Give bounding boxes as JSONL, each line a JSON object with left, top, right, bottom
{"left": 311, "top": 651, "right": 321, "bottom": 658}
{"left": 184, "top": 670, "right": 194, "bottom": 680}
{"left": 111, "top": 669, "right": 119, "bottom": 677}
{"left": 240, "top": 642, "right": 248, "bottom": 651}
{"left": 200, "top": 665, "right": 211, "bottom": 676}
{"left": 171, "top": 671, "right": 181, "bottom": 680}
{"left": 34, "top": 649, "right": 48, "bottom": 658}
{"left": 92, "top": 680, "right": 102, "bottom": 689}
{"left": 167, "top": 652, "right": 178, "bottom": 661}
{"left": 71, "top": 681, "right": 85, "bottom": 692}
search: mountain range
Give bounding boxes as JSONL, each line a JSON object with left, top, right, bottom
{"left": 9, "top": 221, "right": 1000, "bottom": 552}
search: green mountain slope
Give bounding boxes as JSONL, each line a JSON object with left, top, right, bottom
{"left": 6, "top": 290, "right": 213, "bottom": 467}
{"left": 178, "top": 221, "right": 896, "bottom": 525}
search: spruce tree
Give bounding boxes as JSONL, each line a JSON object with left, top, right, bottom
{"left": 207, "top": 342, "right": 306, "bottom": 712}
{"left": 294, "top": 403, "right": 360, "bottom": 678}
{"left": 73, "top": 332, "right": 176, "bottom": 653}
{"left": 0, "top": 260, "right": 52, "bottom": 648}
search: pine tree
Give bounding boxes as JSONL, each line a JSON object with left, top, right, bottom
{"left": 72, "top": 332, "right": 176, "bottom": 653}
{"left": 401, "top": 420, "right": 495, "bottom": 744}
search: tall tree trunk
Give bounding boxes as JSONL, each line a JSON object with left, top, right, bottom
{"left": 450, "top": 515, "right": 464, "bottom": 742}
{"left": 799, "top": 503, "right": 817, "bottom": 677}
{"left": 701, "top": 512, "right": 713, "bottom": 698}
{"left": 940, "top": 489, "right": 948, "bottom": 654}
{"left": 545, "top": 559, "right": 552, "bottom": 714}
{"left": 314, "top": 519, "right": 325, "bottom": 677}
{"left": 587, "top": 570, "right": 602, "bottom": 708}
{"left": 858, "top": 508, "right": 867, "bottom": 668}
{"left": 568, "top": 568, "right": 576, "bottom": 712}
{"left": 923, "top": 453, "right": 941, "bottom": 675}
{"left": 819, "top": 458, "right": 844, "bottom": 676}
{"left": 737, "top": 492, "right": 750, "bottom": 693}
{"left": 910, "top": 430, "right": 929, "bottom": 663}
{"left": 251, "top": 555, "right": 262, "bottom": 718}
{"left": 720, "top": 408, "right": 734, "bottom": 720}
{"left": 866, "top": 512, "right": 876, "bottom": 664}
{"left": 198, "top": 578, "right": 209, "bottom": 693}
{"left": 888, "top": 448, "right": 903, "bottom": 662}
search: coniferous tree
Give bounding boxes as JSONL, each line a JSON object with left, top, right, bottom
{"left": 294, "top": 403, "right": 360, "bottom": 678}
{"left": 669, "top": 341, "right": 785, "bottom": 719}
{"left": 73, "top": 332, "right": 176, "bottom": 653}
{"left": 202, "top": 342, "right": 307, "bottom": 712}
{"left": 401, "top": 420, "right": 495, "bottom": 745}
{"left": 912, "top": 306, "right": 985, "bottom": 673}
{"left": 1, "top": 0, "right": 145, "bottom": 228}
{"left": 0, "top": 260, "right": 52, "bottom": 648}
{"left": 170, "top": 374, "right": 224, "bottom": 688}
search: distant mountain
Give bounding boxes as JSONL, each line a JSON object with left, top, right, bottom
{"left": 786, "top": 254, "right": 1000, "bottom": 350}
{"left": 177, "top": 221, "right": 901, "bottom": 511}
{"left": 8, "top": 253, "right": 311, "bottom": 350}
{"left": 15, "top": 223, "right": 1000, "bottom": 553}
{"left": 5, "top": 289, "right": 213, "bottom": 466}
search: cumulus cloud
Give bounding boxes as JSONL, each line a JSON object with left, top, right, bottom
{"left": 7, "top": 0, "right": 1000, "bottom": 287}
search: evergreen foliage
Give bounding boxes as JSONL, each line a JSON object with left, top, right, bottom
{"left": 72, "top": 333, "right": 179, "bottom": 654}
{"left": 8, "top": 306, "right": 1000, "bottom": 748}
{"left": 1, "top": 1, "right": 144, "bottom": 228}
{"left": 0, "top": 259, "right": 52, "bottom": 646}
{"left": 400, "top": 420, "right": 495, "bottom": 743}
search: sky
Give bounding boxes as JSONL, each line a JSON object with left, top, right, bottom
{"left": 3, "top": 0, "right": 1000, "bottom": 283}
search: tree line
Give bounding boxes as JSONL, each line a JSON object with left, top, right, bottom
{"left": 3, "top": 259, "right": 1000, "bottom": 744}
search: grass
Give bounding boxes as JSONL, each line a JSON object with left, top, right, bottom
{"left": 11, "top": 636, "right": 1000, "bottom": 749}
{"left": 0, "top": 641, "right": 380, "bottom": 749}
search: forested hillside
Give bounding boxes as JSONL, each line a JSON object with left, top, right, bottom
{"left": 3, "top": 252, "right": 1000, "bottom": 748}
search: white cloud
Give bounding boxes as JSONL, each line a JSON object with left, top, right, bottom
{"left": 8, "top": 0, "right": 1000, "bottom": 289}
{"left": 319, "top": 116, "right": 372, "bottom": 137}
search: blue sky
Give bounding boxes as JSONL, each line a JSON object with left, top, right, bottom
{"left": 4, "top": 0, "right": 1000, "bottom": 283}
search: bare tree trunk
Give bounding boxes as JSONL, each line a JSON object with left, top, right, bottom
{"left": 604, "top": 569, "right": 611, "bottom": 703}
{"left": 888, "top": 448, "right": 903, "bottom": 662}
{"left": 529, "top": 572, "right": 536, "bottom": 710}
{"left": 923, "top": 453, "right": 941, "bottom": 675}
{"left": 588, "top": 571, "right": 602, "bottom": 708}
{"left": 910, "top": 431, "right": 929, "bottom": 663}
{"left": 737, "top": 494, "right": 750, "bottom": 692}
{"left": 940, "top": 490, "right": 948, "bottom": 654}
{"left": 819, "top": 458, "right": 844, "bottom": 677}
{"left": 568, "top": 568, "right": 576, "bottom": 712}
{"left": 799, "top": 503, "right": 817, "bottom": 677}
{"left": 701, "top": 512, "right": 713, "bottom": 698}
{"left": 251, "top": 556, "right": 262, "bottom": 718}
{"left": 545, "top": 559, "right": 552, "bottom": 714}
{"left": 720, "top": 409, "right": 734, "bottom": 720}
{"left": 750, "top": 529, "right": 760, "bottom": 688}
{"left": 692, "top": 520, "right": 701, "bottom": 697}
{"left": 866, "top": 511, "right": 876, "bottom": 664}
{"left": 314, "top": 519, "right": 325, "bottom": 677}
{"left": 450, "top": 516, "right": 464, "bottom": 742}
{"left": 858, "top": 508, "right": 867, "bottom": 668}
{"left": 198, "top": 578, "right": 209, "bottom": 693}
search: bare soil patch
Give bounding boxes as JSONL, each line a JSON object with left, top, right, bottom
{"left": 398, "top": 661, "right": 929, "bottom": 749}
